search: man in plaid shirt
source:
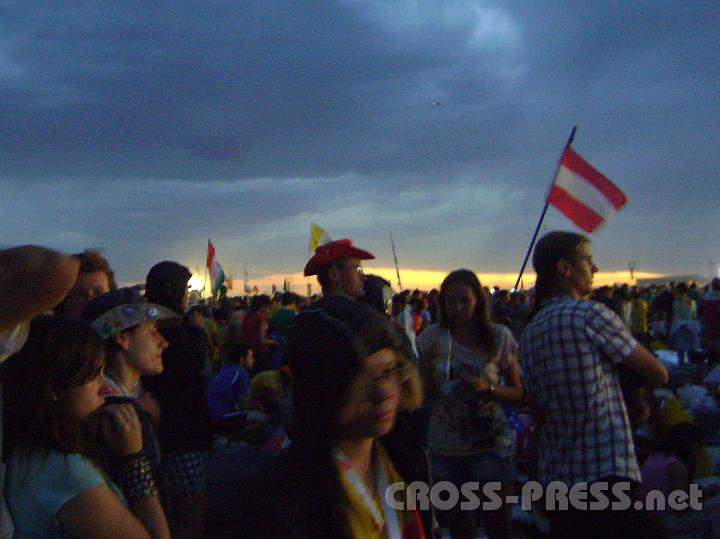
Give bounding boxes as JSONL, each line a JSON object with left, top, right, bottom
{"left": 520, "top": 231, "right": 668, "bottom": 538}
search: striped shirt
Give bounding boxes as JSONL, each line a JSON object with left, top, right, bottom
{"left": 520, "top": 296, "right": 641, "bottom": 485}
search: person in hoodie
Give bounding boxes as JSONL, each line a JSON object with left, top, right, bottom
{"left": 141, "top": 261, "right": 213, "bottom": 539}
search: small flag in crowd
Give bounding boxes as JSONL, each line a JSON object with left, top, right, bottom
{"left": 243, "top": 268, "right": 252, "bottom": 294}
{"left": 206, "top": 239, "right": 226, "bottom": 296}
{"left": 308, "top": 222, "right": 332, "bottom": 253}
{"left": 547, "top": 146, "right": 627, "bottom": 233}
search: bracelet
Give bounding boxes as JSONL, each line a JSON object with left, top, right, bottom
{"left": 117, "top": 453, "right": 159, "bottom": 504}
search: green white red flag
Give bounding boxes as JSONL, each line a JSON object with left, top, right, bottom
{"left": 206, "top": 239, "right": 226, "bottom": 295}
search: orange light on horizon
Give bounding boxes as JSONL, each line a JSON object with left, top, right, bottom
{"left": 218, "top": 267, "right": 665, "bottom": 295}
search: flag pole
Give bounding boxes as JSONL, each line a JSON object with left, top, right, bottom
{"left": 390, "top": 232, "right": 403, "bottom": 290}
{"left": 513, "top": 126, "right": 577, "bottom": 291}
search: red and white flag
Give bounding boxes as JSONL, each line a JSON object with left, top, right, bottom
{"left": 547, "top": 146, "right": 627, "bottom": 233}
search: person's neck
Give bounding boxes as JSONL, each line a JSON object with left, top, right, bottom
{"left": 546, "top": 285, "right": 585, "bottom": 301}
{"left": 106, "top": 359, "right": 140, "bottom": 395}
{"left": 338, "top": 438, "right": 376, "bottom": 489}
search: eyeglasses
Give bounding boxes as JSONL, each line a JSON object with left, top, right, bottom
{"left": 356, "top": 363, "right": 412, "bottom": 395}
{"left": 336, "top": 264, "right": 364, "bottom": 275}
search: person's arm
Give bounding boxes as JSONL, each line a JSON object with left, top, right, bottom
{"left": 418, "top": 341, "right": 441, "bottom": 397}
{"left": 0, "top": 245, "right": 78, "bottom": 330}
{"left": 57, "top": 484, "right": 153, "bottom": 539}
{"left": 92, "top": 404, "right": 171, "bottom": 539}
{"left": 622, "top": 345, "right": 669, "bottom": 387}
{"left": 588, "top": 302, "right": 668, "bottom": 387}
{"left": 466, "top": 359, "right": 523, "bottom": 404}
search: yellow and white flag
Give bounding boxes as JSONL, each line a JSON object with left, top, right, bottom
{"left": 308, "top": 222, "right": 332, "bottom": 253}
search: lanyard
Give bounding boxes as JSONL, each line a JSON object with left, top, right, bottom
{"left": 445, "top": 330, "right": 453, "bottom": 382}
{"left": 333, "top": 446, "right": 402, "bottom": 539}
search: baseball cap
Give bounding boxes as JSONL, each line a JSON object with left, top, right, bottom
{"left": 82, "top": 287, "right": 178, "bottom": 339}
{"left": 303, "top": 239, "right": 374, "bottom": 276}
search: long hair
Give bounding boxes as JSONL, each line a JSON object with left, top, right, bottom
{"left": 438, "top": 269, "right": 497, "bottom": 357}
{"left": 530, "top": 230, "right": 589, "bottom": 316}
{"left": 1, "top": 315, "right": 105, "bottom": 458}
{"left": 287, "top": 296, "right": 422, "bottom": 538}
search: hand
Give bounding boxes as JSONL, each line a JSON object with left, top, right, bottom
{"left": 135, "top": 394, "right": 161, "bottom": 424}
{"left": 99, "top": 403, "right": 143, "bottom": 458}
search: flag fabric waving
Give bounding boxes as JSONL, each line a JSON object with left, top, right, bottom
{"left": 243, "top": 268, "right": 252, "bottom": 294}
{"left": 308, "top": 222, "right": 332, "bottom": 253}
{"left": 547, "top": 146, "right": 628, "bottom": 233}
{"left": 206, "top": 239, "right": 226, "bottom": 296}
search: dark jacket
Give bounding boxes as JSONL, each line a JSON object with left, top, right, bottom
{"left": 142, "top": 261, "right": 213, "bottom": 452}
{"left": 142, "top": 322, "right": 213, "bottom": 452}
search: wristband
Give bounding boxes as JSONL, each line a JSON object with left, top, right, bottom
{"left": 117, "top": 453, "right": 158, "bottom": 504}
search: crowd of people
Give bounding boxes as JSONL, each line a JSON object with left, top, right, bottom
{"left": 1, "top": 233, "right": 720, "bottom": 538}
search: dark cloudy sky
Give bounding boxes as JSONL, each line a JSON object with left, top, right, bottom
{"left": 2, "top": 1, "right": 719, "bottom": 285}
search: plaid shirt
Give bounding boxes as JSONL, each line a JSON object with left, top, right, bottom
{"left": 520, "top": 296, "right": 640, "bottom": 485}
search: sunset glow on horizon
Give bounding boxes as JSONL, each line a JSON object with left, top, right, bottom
{"left": 186, "top": 267, "right": 667, "bottom": 296}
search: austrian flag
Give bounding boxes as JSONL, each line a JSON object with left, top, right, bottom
{"left": 547, "top": 146, "right": 628, "bottom": 233}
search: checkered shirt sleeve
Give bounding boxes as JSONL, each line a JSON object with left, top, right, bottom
{"left": 520, "top": 298, "right": 641, "bottom": 486}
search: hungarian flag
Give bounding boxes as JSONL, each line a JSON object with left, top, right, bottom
{"left": 206, "top": 239, "right": 226, "bottom": 295}
{"left": 547, "top": 146, "right": 627, "bottom": 233}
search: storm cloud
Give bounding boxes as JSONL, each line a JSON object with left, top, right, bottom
{"left": 1, "top": 1, "right": 718, "bottom": 283}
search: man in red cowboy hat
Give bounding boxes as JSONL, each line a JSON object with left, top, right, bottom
{"left": 303, "top": 239, "right": 374, "bottom": 299}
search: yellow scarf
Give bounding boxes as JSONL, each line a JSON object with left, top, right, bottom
{"left": 335, "top": 443, "right": 425, "bottom": 539}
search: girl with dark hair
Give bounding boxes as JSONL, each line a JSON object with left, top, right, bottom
{"left": 224, "top": 296, "right": 426, "bottom": 538}
{"left": 1, "top": 315, "right": 169, "bottom": 538}
{"left": 417, "top": 269, "right": 522, "bottom": 539}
